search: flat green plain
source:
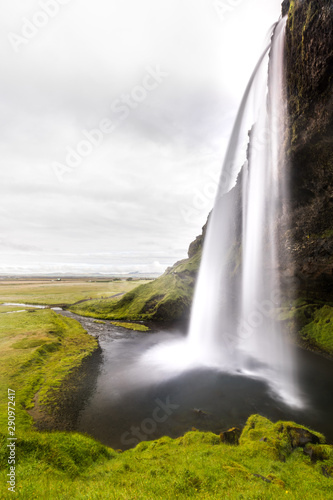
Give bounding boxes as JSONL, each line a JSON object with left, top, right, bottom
{"left": 0, "top": 278, "right": 152, "bottom": 307}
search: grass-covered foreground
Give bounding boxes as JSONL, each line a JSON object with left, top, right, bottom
{"left": 0, "top": 305, "right": 333, "bottom": 498}
{"left": 1, "top": 414, "right": 333, "bottom": 499}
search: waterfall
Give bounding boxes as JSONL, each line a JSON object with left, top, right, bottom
{"left": 143, "top": 17, "right": 301, "bottom": 407}
{"left": 187, "top": 16, "right": 300, "bottom": 405}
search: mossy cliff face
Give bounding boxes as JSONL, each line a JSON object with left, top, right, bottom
{"left": 282, "top": 0, "right": 333, "bottom": 299}
{"left": 275, "top": 0, "right": 333, "bottom": 355}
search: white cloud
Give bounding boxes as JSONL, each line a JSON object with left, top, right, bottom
{"left": 0, "top": 0, "right": 282, "bottom": 275}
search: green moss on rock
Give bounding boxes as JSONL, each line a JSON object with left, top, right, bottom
{"left": 301, "top": 305, "right": 333, "bottom": 354}
{"left": 278, "top": 301, "right": 333, "bottom": 354}
{"left": 240, "top": 414, "right": 325, "bottom": 462}
{"left": 110, "top": 321, "right": 150, "bottom": 332}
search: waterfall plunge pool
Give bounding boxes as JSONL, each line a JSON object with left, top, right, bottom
{"left": 52, "top": 311, "right": 333, "bottom": 450}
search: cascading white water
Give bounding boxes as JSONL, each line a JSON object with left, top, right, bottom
{"left": 238, "top": 18, "right": 294, "bottom": 397}
{"left": 187, "top": 16, "right": 300, "bottom": 404}
{"left": 143, "top": 17, "right": 302, "bottom": 407}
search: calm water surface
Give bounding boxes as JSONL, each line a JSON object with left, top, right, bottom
{"left": 61, "top": 311, "right": 333, "bottom": 450}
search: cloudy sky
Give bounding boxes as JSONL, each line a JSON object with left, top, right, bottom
{"left": 0, "top": 0, "right": 282, "bottom": 276}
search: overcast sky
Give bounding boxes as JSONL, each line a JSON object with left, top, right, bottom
{"left": 0, "top": 0, "right": 282, "bottom": 276}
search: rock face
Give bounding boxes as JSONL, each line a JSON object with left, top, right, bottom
{"left": 220, "top": 427, "right": 242, "bottom": 445}
{"left": 283, "top": 0, "right": 333, "bottom": 301}
{"left": 274, "top": 0, "right": 333, "bottom": 355}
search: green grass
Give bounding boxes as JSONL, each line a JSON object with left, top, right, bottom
{"left": 1, "top": 415, "right": 333, "bottom": 499}
{"left": 69, "top": 252, "right": 201, "bottom": 322}
{"left": 0, "top": 279, "right": 152, "bottom": 307}
{"left": 0, "top": 309, "right": 97, "bottom": 433}
{"left": 110, "top": 321, "right": 150, "bottom": 332}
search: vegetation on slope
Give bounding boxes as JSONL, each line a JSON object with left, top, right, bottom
{"left": 279, "top": 301, "right": 333, "bottom": 355}
{"left": 110, "top": 321, "right": 150, "bottom": 332}
{"left": 0, "top": 309, "right": 97, "bottom": 432}
{"left": 69, "top": 250, "right": 202, "bottom": 322}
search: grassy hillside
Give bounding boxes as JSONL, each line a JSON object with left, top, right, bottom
{"left": 69, "top": 250, "right": 202, "bottom": 322}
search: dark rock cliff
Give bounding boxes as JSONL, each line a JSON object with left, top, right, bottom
{"left": 283, "top": 0, "right": 333, "bottom": 302}
{"left": 275, "top": 0, "right": 333, "bottom": 356}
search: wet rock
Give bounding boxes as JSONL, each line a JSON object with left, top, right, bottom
{"left": 321, "top": 466, "right": 332, "bottom": 478}
{"left": 303, "top": 443, "right": 333, "bottom": 462}
{"left": 253, "top": 473, "right": 272, "bottom": 483}
{"left": 283, "top": 425, "right": 322, "bottom": 448}
{"left": 281, "top": 0, "right": 333, "bottom": 302}
{"left": 267, "top": 474, "right": 285, "bottom": 488}
{"left": 192, "top": 408, "right": 211, "bottom": 418}
{"left": 282, "top": 0, "right": 290, "bottom": 17}
{"left": 220, "top": 427, "right": 241, "bottom": 445}
{"left": 303, "top": 445, "right": 314, "bottom": 460}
